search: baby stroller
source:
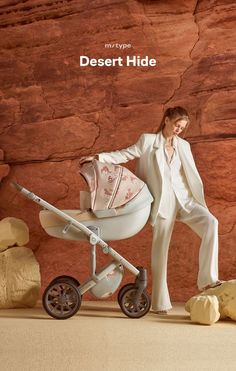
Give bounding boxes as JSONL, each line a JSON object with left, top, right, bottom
{"left": 12, "top": 160, "right": 153, "bottom": 320}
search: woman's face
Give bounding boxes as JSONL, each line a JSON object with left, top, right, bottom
{"left": 164, "top": 116, "right": 188, "bottom": 136}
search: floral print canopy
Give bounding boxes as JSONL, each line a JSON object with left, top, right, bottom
{"left": 80, "top": 160, "right": 144, "bottom": 211}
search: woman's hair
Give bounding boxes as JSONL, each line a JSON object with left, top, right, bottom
{"left": 157, "top": 106, "right": 190, "bottom": 136}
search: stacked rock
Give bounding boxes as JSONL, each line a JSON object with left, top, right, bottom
{"left": 0, "top": 217, "right": 41, "bottom": 308}
{"left": 185, "top": 280, "right": 236, "bottom": 325}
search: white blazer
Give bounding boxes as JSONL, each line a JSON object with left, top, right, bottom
{"left": 98, "top": 132, "right": 207, "bottom": 226}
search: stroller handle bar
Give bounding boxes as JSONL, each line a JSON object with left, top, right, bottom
{"left": 11, "top": 181, "right": 140, "bottom": 276}
{"left": 11, "top": 181, "right": 109, "bottom": 246}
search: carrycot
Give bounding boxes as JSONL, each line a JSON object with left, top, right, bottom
{"left": 39, "top": 160, "right": 153, "bottom": 241}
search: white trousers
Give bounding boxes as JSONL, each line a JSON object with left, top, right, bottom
{"left": 151, "top": 189, "right": 219, "bottom": 311}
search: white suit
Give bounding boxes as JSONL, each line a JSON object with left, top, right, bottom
{"left": 98, "top": 132, "right": 219, "bottom": 310}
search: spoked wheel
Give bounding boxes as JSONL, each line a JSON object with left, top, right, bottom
{"left": 119, "top": 286, "right": 151, "bottom": 318}
{"left": 117, "top": 283, "right": 135, "bottom": 306}
{"left": 43, "top": 280, "right": 81, "bottom": 320}
{"left": 50, "top": 275, "right": 80, "bottom": 287}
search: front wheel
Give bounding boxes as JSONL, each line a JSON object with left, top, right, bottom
{"left": 117, "top": 283, "right": 135, "bottom": 306}
{"left": 43, "top": 280, "right": 81, "bottom": 320}
{"left": 119, "top": 286, "right": 151, "bottom": 318}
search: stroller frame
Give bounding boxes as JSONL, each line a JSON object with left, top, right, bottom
{"left": 12, "top": 182, "right": 151, "bottom": 319}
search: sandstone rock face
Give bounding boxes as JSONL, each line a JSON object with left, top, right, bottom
{"left": 0, "top": 246, "right": 40, "bottom": 308}
{"left": 0, "top": 149, "right": 10, "bottom": 182}
{"left": 0, "top": 217, "right": 29, "bottom": 253}
{"left": 0, "top": 0, "right": 235, "bottom": 300}
{"left": 186, "top": 295, "right": 220, "bottom": 325}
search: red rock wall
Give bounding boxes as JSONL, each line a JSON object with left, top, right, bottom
{"left": 0, "top": 0, "right": 235, "bottom": 303}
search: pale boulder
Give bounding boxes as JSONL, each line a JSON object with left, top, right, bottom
{"left": 186, "top": 280, "right": 236, "bottom": 324}
{"left": 202, "top": 280, "right": 236, "bottom": 321}
{"left": 224, "top": 297, "right": 236, "bottom": 321}
{"left": 185, "top": 295, "right": 220, "bottom": 325}
{"left": 0, "top": 217, "right": 29, "bottom": 252}
{"left": 0, "top": 246, "right": 40, "bottom": 308}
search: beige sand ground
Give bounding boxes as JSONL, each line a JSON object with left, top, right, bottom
{"left": 0, "top": 301, "right": 236, "bottom": 371}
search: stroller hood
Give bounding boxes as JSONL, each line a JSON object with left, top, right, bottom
{"left": 80, "top": 160, "right": 145, "bottom": 212}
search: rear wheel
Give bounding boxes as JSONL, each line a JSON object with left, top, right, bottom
{"left": 43, "top": 280, "right": 81, "bottom": 320}
{"left": 49, "top": 275, "right": 80, "bottom": 287}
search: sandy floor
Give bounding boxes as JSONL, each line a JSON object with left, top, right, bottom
{"left": 0, "top": 301, "right": 236, "bottom": 371}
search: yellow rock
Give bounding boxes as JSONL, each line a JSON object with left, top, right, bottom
{"left": 186, "top": 280, "right": 236, "bottom": 324}
{"left": 204, "top": 280, "right": 236, "bottom": 320}
{"left": 224, "top": 297, "right": 236, "bottom": 321}
{"left": 186, "top": 295, "right": 220, "bottom": 325}
{"left": 0, "top": 246, "right": 40, "bottom": 308}
{"left": 0, "top": 217, "right": 29, "bottom": 252}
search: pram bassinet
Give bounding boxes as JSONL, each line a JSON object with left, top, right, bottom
{"left": 12, "top": 161, "right": 153, "bottom": 319}
{"left": 39, "top": 160, "right": 153, "bottom": 241}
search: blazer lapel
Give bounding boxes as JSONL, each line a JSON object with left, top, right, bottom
{"left": 177, "top": 138, "right": 197, "bottom": 180}
{"left": 177, "top": 138, "right": 188, "bottom": 168}
{"left": 177, "top": 137, "right": 204, "bottom": 204}
{"left": 153, "top": 132, "right": 165, "bottom": 179}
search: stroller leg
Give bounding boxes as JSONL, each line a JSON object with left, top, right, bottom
{"left": 135, "top": 267, "right": 148, "bottom": 289}
{"left": 90, "top": 244, "right": 97, "bottom": 277}
{"left": 134, "top": 267, "right": 148, "bottom": 299}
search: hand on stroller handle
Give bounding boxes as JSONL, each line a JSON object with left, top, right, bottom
{"left": 79, "top": 155, "right": 98, "bottom": 165}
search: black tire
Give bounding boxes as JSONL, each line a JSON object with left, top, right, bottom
{"left": 117, "top": 283, "right": 135, "bottom": 306}
{"left": 43, "top": 280, "right": 81, "bottom": 320}
{"left": 49, "top": 275, "right": 80, "bottom": 287}
{"left": 119, "top": 286, "right": 151, "bottom": 318}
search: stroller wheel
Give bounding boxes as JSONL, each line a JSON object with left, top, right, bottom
{"left": 117, "top": 283, "right": 135, "bottom": 306}
{"left": 49, "top": 275, "right": 80, "bottom": 288}
{"left": 119, "top": 286, "right": 151, "bottom": 319}
{"left": 43, "top": 280, "right": 81, "bottom": 320}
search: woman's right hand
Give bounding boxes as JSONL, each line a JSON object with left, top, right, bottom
{"left": 79, "top": 155, "right": 97, "bottom": 165}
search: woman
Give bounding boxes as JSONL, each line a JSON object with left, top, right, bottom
{"left": 79, "top": 106, "right": 222, "bottom": 314}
